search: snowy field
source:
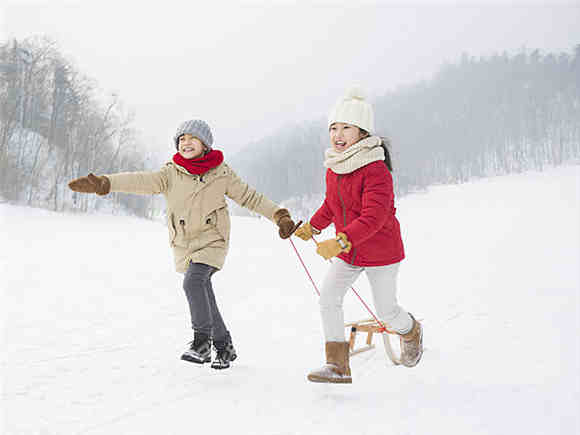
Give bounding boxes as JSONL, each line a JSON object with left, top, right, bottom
{"left": 2, "top": 165, "right": 579, "bottom": 435}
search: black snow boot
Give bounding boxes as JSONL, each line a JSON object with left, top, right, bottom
{"left": 211, "top": 335, "right": 237, "bottom": 370}
{"left": 181, "top": 332, "right": 211, "bottom": 364}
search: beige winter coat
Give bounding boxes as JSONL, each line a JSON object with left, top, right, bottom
{"left": 106, "top": 161, "right": 280, "bottom": 273}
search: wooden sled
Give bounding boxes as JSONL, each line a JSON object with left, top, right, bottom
{"left": 345, "top": 318, "right": 402, "bottom": 365}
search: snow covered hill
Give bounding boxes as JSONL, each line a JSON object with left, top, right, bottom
{"left": 2, "top": 165, "right": 579, "bottom": 435}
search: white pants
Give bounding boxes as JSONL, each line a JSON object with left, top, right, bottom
{"left": 319, "top": 259, "right": 413, "bottom": 342}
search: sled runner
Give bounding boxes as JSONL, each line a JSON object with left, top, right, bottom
{"left": 345, "top": 318, "right": 401, "bottom": 365}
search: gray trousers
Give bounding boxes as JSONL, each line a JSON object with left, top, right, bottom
{"left": 319, "top": 259, "right": 413, "bottom": 342}
{"left": 182, "top": 262, "right": 228, "bottom": 342}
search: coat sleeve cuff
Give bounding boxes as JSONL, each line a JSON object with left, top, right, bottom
{"left": 310, "top": 223, "right": 322, "bottom": 233}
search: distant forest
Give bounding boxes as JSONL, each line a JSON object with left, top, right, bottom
{"left": 229, "top": 45, "right": 580, "bottom": 217}
{"left": 1, "top": 37, "right": 579, "bottom": 219}
{"left": 0, "top": 37, "right": 159, "bottom": 217}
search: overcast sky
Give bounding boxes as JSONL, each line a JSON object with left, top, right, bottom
{"left": 2, "top": 1, "right": 580, "bottom": 156}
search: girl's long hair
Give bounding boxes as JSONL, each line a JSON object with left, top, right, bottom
{"left": 380, "top": 137, "right": 393, "bottom": 172}
{"left": 360, "top": 129, "right": 393, "bottom": 172}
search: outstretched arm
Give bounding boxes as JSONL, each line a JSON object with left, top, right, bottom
{"left": 225, "top": 165, "right": 298, "bottom": 239}
{"left": 309, "top": 198, "right": 333, "bottom": 233}
{"left": 294, "top": 201, "right": 330, "bottom": 241}
{"left": 69, "top": 168, "right": 169, "bottom": 196}
{"left": 225, "top": 165, "right": 279, "bottom": 220}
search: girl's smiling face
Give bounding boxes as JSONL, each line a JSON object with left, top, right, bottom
{"left": 178, "top": 134, "right": 206, "bottom": 159}
{"left": 329, "top": 123, "right": 367, "bottom": 152}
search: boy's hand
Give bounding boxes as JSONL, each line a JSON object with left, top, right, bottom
{"left": 274, "top": 208, "right": 301, "bottom": 239}
{"left": 316, "top": 232, "right": 352, "bottom": 260}
{"left": 68, "top": 173, "right": 111, "bottom": 195}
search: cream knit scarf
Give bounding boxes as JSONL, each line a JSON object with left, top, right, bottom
{"left": 324, "top": 136, "right": 385, "bottom": 174}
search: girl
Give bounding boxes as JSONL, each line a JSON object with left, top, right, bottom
{"left": 68, "top": 119, "right": 298, "bottom": 370}
{"left": 295, "top": 88, "right": 423, "bottom": 384}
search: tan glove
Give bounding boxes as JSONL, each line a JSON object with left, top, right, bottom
{"left": 294, "top": 222, "right": 321, "bottom": 241}
{"left": 316, "top": 232, "right": 352, "bottom": 260}
{"left": 68, "top": 173, "right": 111, "bottom": 196}
{"left": 273, "top": 208, "right": 301, "bottom": 239}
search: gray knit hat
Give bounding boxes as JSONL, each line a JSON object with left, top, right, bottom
{"left": 173, "top": 119, "right": 214, "bottom": 150}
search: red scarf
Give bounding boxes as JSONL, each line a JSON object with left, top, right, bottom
{"left": 172, "top": 150, "right": 224, "bottom": 175}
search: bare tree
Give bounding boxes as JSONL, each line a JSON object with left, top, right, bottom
{"left": 0, "top": 36, "right": 163, "bottom": 217}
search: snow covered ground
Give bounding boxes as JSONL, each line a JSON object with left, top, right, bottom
{"left": 2, "top": 165, "right": 579, "bottom": 435}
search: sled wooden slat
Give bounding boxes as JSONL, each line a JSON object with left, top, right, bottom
{"left": 345, "top": 318, "right": 402, "bottom": 365}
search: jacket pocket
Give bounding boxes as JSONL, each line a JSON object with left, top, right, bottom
{"left": 203, "top": 206, "right": 230, "bottom": 242}
{"left": 169, "top": 213, "right": 189, "bottom": 248}
{"left": 168, "top": 213, "right": 177, "bottom": 247}
{"left": 204, "top": 209, "right": 218, "bottom": 228}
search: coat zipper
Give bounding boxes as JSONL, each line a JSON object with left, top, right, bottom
{"left": 337, "top": 175, "right": 347, "bottom": 227}
{"left": 336, "top": 175, "right": 357, "bottom": 264}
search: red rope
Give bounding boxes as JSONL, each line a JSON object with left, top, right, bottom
{"left": 289, "top": 235, "right": 396, "bottom": 334}
{"left": 347, "top": 285, "right": 390, "bottom": 333}
{"left": 289, "top": 238, "right": 320, "bottom": 296}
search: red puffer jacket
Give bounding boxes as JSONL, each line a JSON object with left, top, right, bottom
{"left": 310, "top": 160, "right": 405, "bottom": 267}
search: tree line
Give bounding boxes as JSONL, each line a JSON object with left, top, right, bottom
{"left": 2, "top": 38, "right": 578, "bottom": 220}
{"left": 379, "top": 46, "right": 580, "bottom": 193}
{"left": 228, "top": 45, "right": 580, "bottom": 218}
{"left": 0, "top": 36, "right": 158, "bottom": 217}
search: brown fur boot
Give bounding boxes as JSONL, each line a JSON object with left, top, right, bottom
{"left": 307, "top": 341, "right": 352, "bottom": 384}
{"left": 400, "top": 313, "right": 423, "bottom": 367}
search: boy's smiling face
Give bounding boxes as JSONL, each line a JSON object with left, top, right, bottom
{"left": 178, "top": 134, "right": 206, "bottom": 159}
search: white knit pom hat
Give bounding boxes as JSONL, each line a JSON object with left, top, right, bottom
{"left": 328, "top": 86, "right": 375, "bottom": 134}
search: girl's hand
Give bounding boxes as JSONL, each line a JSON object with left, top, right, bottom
{"left": 68, "top": 173, "right": 111, "bottom": 196}
{"left": 294, "top": 222, "right": 321, "bottom": 241}
{"left": 273, "top": 208, "right": 301, "bottom": 239}
{"left": 316, "top": 233, "right": 352, "bottom": 260}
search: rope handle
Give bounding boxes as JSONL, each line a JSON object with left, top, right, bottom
{"left": 288, "top": 233, "right": 397, "bottom": 334}
{"left": 289, "top": 238, "right": 320, "bottom": 296}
